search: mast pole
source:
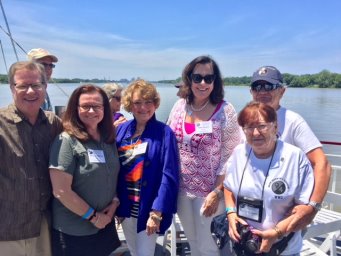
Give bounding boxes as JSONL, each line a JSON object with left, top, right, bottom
{"left": 0, "top": 0, "right": 19, "bottom": 61}
{"left": 0, "top": 39, "right": 8, "bottom": 73}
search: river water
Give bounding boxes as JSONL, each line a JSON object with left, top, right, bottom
{"left": 1, "top": 83, "right": 340, "bottom": 162}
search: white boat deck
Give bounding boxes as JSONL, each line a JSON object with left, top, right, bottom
{"left": 111, "top": 164, "right": 341, "bottom": 256}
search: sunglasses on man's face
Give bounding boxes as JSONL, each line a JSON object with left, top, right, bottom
{"left": 190, "top": 73, "right": 215, "bottom": 84}
{"left": 251, "top": 83, "right": 282, "bottom": 92}
{"left": 40, "top": 62, "right": 56, "bottom": 69}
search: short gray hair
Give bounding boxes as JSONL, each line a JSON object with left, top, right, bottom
{"left": 8, "top": 61, "right": 47, "bottom": 86}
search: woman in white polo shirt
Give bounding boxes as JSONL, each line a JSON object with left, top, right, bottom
{"left": 224, "top": 101, "right": 314, "bottom": 256}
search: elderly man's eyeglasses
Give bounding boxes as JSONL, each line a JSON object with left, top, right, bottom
{"left": 40, "top": 63, "right": 56, "bottom": 69}
{"left": 190, "top": 74, "right": 215, "bottom": 84}
{"left": 78, "top": 105, "right": 104, "bottom": 112}
{"left": 251, "top": 83, "right": 282, "bottom": 92}
{"left": 14, "top": 83, "right": 44, "bottom": 92}
{"left": 243, "top": 123, "right": 273, "bottom": 134}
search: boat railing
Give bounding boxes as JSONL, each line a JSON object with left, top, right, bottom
{"left": 322, "top": 141, "right": 341, "bottom": 212}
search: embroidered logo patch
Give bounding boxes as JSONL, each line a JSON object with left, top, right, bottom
{"left": 258, "top": 67, "right": 268, "bottom": 76}
{"left": 271, "top": 180, "right": 286, "bottom": 194}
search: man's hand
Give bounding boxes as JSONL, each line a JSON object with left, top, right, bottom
{"left": 287, "top": 204, "right": 316, "bottom": 232}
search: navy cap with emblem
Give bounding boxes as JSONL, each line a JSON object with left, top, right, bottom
{"left": 251, "top": 66, "right": 283, "bottom": 85}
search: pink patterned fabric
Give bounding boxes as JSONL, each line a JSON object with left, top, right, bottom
{"left": 167, "top": 99, "right": 241, "bottom": 197}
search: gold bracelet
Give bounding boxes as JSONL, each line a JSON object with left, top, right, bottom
{"left": 149, "top": 212, "right": 162, "bottom": 222}
{"left": 273, "top": 225, "right": 284, "bottom": 239}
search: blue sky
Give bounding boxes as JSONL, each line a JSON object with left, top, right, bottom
{"left": 1, "top": 0, "right": 341, "bottom": 80}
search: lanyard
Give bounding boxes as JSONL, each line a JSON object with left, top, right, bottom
{"left": 237, "top": 142, "right": 277, "bottom": 200}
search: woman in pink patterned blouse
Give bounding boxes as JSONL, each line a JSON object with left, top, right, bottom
{"left": 167, "top": 55, "right": 242, "bottom": 255}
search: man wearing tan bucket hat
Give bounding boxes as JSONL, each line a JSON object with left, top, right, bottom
{"left": 27, "top": 48, "right": 58, "bottom": 111}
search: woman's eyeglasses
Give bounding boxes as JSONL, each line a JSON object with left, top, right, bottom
{"left": 251, "top": 83, "right": 282, "bottom": 92}
{"left": 132, "top": 100, "right": 154, "bottom": 108}
{"left": 78, "top": 105, "right": 104, "bottom": 112}
{"left": 243, "top": 123, "right": 273, "bottom": 134}
{"left": 190, "top": 74, "right": 215, "bottom": 84}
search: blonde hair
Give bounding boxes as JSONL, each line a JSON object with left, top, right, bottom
{"left": 122, "top": 79, "right": 160, "bottom": 112}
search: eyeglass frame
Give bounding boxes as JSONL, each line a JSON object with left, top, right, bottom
{"left": 132, "top": 100, "right": 155, "bottom": 108}
{"left": 243, "top": 122, "right": 274, "bottom": 134}
{"left": 13, "top": 83, "right": 45, "bottom": 92}
{"left": 251, "top": 82, "right": 283, "bottom": 92}
{"left": 190, "top": 73, "right": 216, "bottom": 84}
{"left": 78, "top": 105, "right": 104, "bottom": 112}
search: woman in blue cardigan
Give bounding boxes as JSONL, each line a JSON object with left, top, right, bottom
{"left": 115, "top": 79, "right": 179, "bottom": 256}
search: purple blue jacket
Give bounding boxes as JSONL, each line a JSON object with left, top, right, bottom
{"left": 115, "top": 114, "right": 179, "bottom": 234}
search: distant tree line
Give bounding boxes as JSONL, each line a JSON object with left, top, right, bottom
{"left": 160, "top": 70, "right": 341, "bottom": 88}
{"left": 1, "top": 70, "right": 341, "bottom": 88}
{"left": 222, "top": 70, "right": 341, "bottom": 88}
{"left": 0, "top": 75, "right": 131, "bottom": 85}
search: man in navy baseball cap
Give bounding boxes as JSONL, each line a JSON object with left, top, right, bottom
{"left": 251, "top": 65, "right": 283, "bottom": 85}
{"left": 248, "top": 65, "right": 331, "bottom": 236}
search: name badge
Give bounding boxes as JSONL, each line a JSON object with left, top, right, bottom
{"left": 133, "top": 142, "right": 148, "bottom": 156}
{"left": 88, "top": 149, "right": 106, "bottom": 163}
{"left": 195, "top": 121, "right": 213, "bottom": 134}
{"left": 237, "top": 196, "right": 263, "bottom": 223}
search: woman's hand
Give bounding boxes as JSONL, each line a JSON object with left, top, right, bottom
{"left": 201, "top": 191, "right": 219, "bottom": 217}
{"left": 227, "top": 213, "right": 248, "bottom": 242}
{"left": 114, "top": 116, "right": 127, "bottom": 128}
{"left": 102, "top": 197, "right": 120, "bottom": 220}
{"left": 90, "top": 212, "right": 112, "bottom": 229}
{"left": 146, "top": 211, "right": 162, "bottom": 236}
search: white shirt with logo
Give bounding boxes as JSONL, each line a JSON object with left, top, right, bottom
{"left": 224, "top": 140, "right": 314, "bottom": 255}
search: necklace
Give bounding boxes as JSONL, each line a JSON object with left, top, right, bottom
{"left": 130, "top": 134, "right": 142, "bottom": 149}
{"left": 190, "top": 100, "right": 209, "bottom": 112}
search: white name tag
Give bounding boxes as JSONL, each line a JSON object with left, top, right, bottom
{"left": 133, "top": 142, "right": 148, "bottom": 156}
{"left": 195, "top": 121, "right": 213, "bottom": 134}
{"left": 88, "top": 149, "right": 106, "bottom": 163}
{"left": 238, "top": 203, "right": 260, "bottom": 221}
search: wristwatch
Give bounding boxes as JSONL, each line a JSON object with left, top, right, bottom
{"left": 308, "top": 201, "right": 322, "bottom": 211}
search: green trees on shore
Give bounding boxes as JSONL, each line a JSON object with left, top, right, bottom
{"left": 1, "top": 70, "right": 340, "bottom": 88}
{"left": 222, "top": 70, "right": 341, "bottom": 88}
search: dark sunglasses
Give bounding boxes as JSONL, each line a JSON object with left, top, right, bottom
{"left": 251, "top": 83, "right": 282, "bottom": 92}
{"left": 190, "top": 73, "right": 215, "bottom": 84}
{"left": 41, "top": 62, "right": 56, "bottom": 69}
{"left": 111, "top": 96, "right": 121, "bottom": 101}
